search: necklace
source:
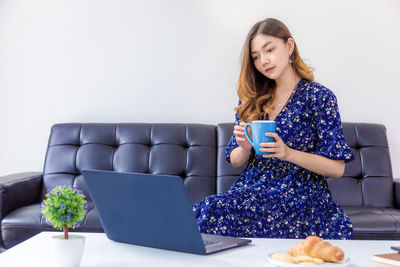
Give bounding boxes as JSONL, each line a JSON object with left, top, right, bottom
{"left": 269, "top": 77, "right": 301, "bottom": 111}
{"left": 273, "top": 88, "right": 295, "bottom": 109}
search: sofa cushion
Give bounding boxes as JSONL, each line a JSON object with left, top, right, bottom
{"left": 344, "top": 206, "right": 400, "bottom": 240}
{"left": 1, "top": 203, "right": 103, "bottom": 249}
{"left": 338, "top": 123, "right": 393, "bottom": 208}
{"left": 42, "top": 123, "right": 217, "bottom": 205}
{"left": 216, "top": 123, "right": 245, "bottom": 193}
{"left": 217, "top": 123, "right": 394, "bottom": 208}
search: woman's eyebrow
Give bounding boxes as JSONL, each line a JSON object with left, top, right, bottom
{"left": 251, "top": 41, "right": 272, "bottom": 54}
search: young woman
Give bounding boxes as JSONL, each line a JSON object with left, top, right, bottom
{"left": 193, "top": 18, "right": 354, "bottom": 239}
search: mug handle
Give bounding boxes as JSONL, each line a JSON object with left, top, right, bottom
{"left": 244, "top": 123, "right": 254, "bottom": 146}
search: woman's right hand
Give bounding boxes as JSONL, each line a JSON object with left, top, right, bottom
{"left": 233, "top": 122, "right": 253, "bottom": 152}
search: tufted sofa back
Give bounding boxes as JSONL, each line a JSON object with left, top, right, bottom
{"left": 216, "top": 122, "right": 394, "bottom": 208}
{"left": 42, "top": 123, "right": 216, "bottom": 204}
{"left": 216, "top": 124, "right": 246, "bottom": 193}
{"left": 327, "top": 122, "right": 393, "bottom": 207}
{"left": 43, "top": 122, "right": 393, "bottom": 208}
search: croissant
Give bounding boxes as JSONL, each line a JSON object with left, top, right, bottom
{"left": 288, "top": 236, "right": 344, "bottom": 262}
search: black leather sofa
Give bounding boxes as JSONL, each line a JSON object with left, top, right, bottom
{"left": 0, "top": 122, "right": 399, "bottom": 252}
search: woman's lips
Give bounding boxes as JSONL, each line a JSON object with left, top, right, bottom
{"left": 265, "top": 67, "right": 275, "bottom": 72}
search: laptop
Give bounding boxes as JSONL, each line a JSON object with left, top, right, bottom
{"left": 82, "top": 170, "right": 251, "bottom": 255}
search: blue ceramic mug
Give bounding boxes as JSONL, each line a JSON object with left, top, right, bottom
{"left": 244, "top": 121, "right": 276, "bottom": 155}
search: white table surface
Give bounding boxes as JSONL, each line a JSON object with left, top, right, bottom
{"left": 0, "top": 232, "right": 399, "bottom": 267}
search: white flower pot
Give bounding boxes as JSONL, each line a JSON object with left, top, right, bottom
{"left": 51, "top": 234, "right": 85, "bottom": 267}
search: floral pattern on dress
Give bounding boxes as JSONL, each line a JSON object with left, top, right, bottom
{"left": 193, "top": 79, "right": 354, "bottom": 239}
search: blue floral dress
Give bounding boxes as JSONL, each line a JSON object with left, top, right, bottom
{"left": 193, "top": 78, "right": 354, "bottom": 240}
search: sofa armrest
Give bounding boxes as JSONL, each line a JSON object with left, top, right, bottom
{"left": 0, "top": 172, "right": 43, "bottom": 220}
{"left": 394, "top": 179, "right": 400, "bottom": 208}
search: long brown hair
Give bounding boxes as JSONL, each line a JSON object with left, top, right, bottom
{"left": 236, "top": 18, "right": 314, "bottom": 122}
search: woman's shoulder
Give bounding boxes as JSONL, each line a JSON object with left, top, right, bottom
{"left": 301, "top": 79, "right": 337, "bottom": 102}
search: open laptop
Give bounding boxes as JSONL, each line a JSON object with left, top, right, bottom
{"left": 82, "top": 170, "right": 251, "bottom": 255}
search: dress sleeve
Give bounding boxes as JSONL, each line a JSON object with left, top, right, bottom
{"left": 311, "top": 88, "right": 354, "bottom": 162}
{"left": 225, "top": 113, "right": 241, "bottom": 163}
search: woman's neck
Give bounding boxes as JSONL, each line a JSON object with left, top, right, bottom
{"left": 274, "top": 65, "right": 301, "bottom": 95}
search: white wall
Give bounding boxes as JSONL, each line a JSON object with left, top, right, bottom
{"left": 1, "top": 0, "right": 399, "bottom": 177}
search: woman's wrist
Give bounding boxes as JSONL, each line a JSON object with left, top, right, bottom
{"left": 230, "top": 145, "right": 251, "bottom": 168}
{"left": 285, "top": 147, "right": 297, "bottom": 163}
{"left": 238, "top": 145, "right": 252, "bottom": 154}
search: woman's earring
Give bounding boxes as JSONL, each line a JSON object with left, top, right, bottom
{"left": 289, "top": 57, "right": 293, "bottom": 64}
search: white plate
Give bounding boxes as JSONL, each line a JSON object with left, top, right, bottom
{"left": 267, "top": 251, "right": 351, "bottom": 267}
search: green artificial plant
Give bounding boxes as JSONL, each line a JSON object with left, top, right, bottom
{"left": 41, "top": 185, "right": 88, "bottom": 239}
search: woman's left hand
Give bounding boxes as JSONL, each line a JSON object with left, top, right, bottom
{"left": 260, "top": 132, "right": 293, "bottom": 161}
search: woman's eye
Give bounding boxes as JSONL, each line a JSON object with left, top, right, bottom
{"left": 267, "top": 48, "right": 274, "bottom": 53}
{"left": 252, "top": 56, "right": 258, "bottom": 60}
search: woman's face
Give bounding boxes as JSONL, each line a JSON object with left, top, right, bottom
{"left": 250, "top": 34, "right": 294, "bottom": 80}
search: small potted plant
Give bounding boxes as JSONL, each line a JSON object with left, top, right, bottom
{"left": 41, "top": 185, "right": 88, "bottom": 267}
